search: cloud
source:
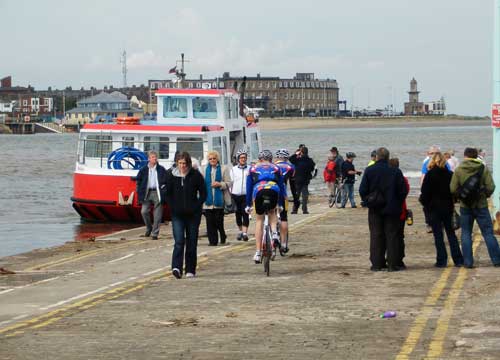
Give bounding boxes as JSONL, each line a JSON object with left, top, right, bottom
{"left": 128, "top": 50, "right": 166, "bottom": 69}
{"left": 362, "top": 61, "right": 385, "bottom": 70}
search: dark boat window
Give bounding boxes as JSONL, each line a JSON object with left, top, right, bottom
{"left": 144, "top": 136, "right": 170, "bottom": 159}
{"left": 163, "top": 97, "right": 187, "bottom": 118}
{"left": 177, "top": 137, "right": 203, "bottom": 161}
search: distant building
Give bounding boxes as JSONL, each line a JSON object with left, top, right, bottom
{"left": 65, "top": 91, "right": 143, "bottom": 124}
{"left": 404, "top": 78, "right": 425, "bottom": 115}
{"left": 0, "top": 100, "right": 16, "bottom": 113}
{"left": 14, "top": 95, "right": 53, "bottom": 117}
{"left": 404, "top": 78, "right": 445, "bottom": 116}
{"left": 149, "top": 72, "right": 340, "bottom": 116}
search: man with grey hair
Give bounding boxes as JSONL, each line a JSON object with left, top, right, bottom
{"left": 136, "top": 150, "right": 168, "bottom": 239}
{"left": 359, "top": 147, "right": 409, "bottom": 271}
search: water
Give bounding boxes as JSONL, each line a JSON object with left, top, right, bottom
{"left": 0, "top": 125, "right": 492, "bottom": 258}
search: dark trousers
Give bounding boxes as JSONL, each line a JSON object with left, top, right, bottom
{"left": 205, "top": 208, "right": 226, "bottom": 245}
{"left": 430, "top": 208, "right": 463, "bottom": 266}
{"left": 171, "top": 213, "right": 202, "bottom": 275}
{"left": 293, "top": 182, "right": 309, "bottom": 212}
{"left": 398, "top": 219, "right": 406, "bottom": 265}
{"left": 232, "top": 194, "right": 249, "bottom": 227}
{"left": 289, "top": 177, "right": 298, "bottom": 207}
{"left": 423, "top": 206, "right": 432, "bottom": 226}
{"left": 368, "top": 209, "right": 401, "bottom": 269}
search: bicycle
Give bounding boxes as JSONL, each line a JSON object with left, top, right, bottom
{"left": 334, "top": 180, "right": 345, "bottom": 209}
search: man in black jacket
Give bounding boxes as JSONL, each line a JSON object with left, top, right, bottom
{"left": 359, "top": 147, "right": 408, "bottom": 271}
{"left": 136, "top": 151, "right": 168, "bottom": 240}
{"left": 291, "top": 146, "right": 316, "bottom": 214}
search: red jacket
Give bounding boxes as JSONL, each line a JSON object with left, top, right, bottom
{"left": 323, "top": 160, "right": 336, "bottom": 183}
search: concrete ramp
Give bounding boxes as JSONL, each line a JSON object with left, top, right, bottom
{"left": 35, "top": 123, "right": 64, "bottom": 134}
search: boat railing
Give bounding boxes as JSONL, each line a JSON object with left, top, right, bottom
{"left": 77, "top": 138, "right": 207, "bottom": 170}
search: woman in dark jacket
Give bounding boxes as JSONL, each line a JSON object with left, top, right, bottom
{"left": 165, "top": 152, "right": 207, "bottom": 279}
{"left": 420, "top": 152, "right": 464, "bottom": 267}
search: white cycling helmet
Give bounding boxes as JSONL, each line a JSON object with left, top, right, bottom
{"left": 235, "top": 148, "right": 248, "bottom": 159}
{"left": 258, "top": 149, "right": 273, "bottom": 161}
{"left": 275, "top": 148, "right": 290, "bottom": 159}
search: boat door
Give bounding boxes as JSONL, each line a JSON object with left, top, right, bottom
{"left": 245, "top": 126, "right": 262, "bottom": 164}
{"left": 206, "top": 132, "right": 230, "bottom": 166}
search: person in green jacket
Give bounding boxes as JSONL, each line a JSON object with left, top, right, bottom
{"left": 450, "top": 147, "right": 500, "bottom": 268}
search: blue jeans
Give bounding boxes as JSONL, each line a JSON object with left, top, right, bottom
{"left": 460, "top": 207, "right": 500, "bottom": 267}
{"left": 342, "top": 183, "right": 356, "bottom": 207}
{"left": 430, "top": 209, "right": 463, "bottom": 266}
{"left": 171, "top": 212, "right": 202, "bottom": 275}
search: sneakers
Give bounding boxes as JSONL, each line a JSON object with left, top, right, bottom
{"left": 237, "top": 232, "right": 243, "bottom": 241}
{"left": 185, "top": 272, "right": 195, "bottom": 278}
{"left": 242, "top": 233, "right": 249, "bottom": 241}
{"left": 253, "top": 252, "right": 262, "bottom": 264}
{"left": 172, "top": 268, "right": 181, "bottom": 279}
{"left": 272, "top": 233, "right": 281, "bottom": 249}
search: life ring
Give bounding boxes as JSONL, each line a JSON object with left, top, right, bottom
{"left": 115, "top": 116, "right": 140, "bottom": 125}
{"left": 107, "top": 146, "right": 148, "bottom": 170}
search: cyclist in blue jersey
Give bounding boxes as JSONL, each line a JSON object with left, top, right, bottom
{"left": 274, "top": 148, "right": 295, "bottom": 253}
{"left": 246, "top": 150, "right": 286, "bottom": 263}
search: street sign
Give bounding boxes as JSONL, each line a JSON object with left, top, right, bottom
{"left": 492, "top": 104, "right": 500, "bottom": 127}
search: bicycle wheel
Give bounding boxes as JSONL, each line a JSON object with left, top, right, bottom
{"left": 335, "top": 186, "right": 343, "bottom": 209}
{"left": 263, "top": 226, "right": 271, "bottom": 276}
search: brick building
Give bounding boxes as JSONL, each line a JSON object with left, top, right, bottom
{"left": 149, "top": 72, "right": 339, "bottom": 116}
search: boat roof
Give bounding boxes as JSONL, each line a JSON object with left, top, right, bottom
{"left": 155, "top": 88, "right": 238, "bottom": 97}
{"left": 81, "top": 123, "right": 224, "bottom": 133}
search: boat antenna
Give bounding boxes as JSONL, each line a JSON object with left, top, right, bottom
{"left": 175, "top": 53, "right": 189, "bottom": 88}
{"left": 121, "top": 50, "right": 127, "bottom": 87}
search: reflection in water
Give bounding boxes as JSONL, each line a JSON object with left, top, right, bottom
{"left": 73, "top": 222, "right": 139, "bottom": 242}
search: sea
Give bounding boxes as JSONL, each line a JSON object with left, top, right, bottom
{"left": 0, "top": 125, "right": 492, "bottom": 258}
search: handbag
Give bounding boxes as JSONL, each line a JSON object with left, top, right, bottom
{"left": 452, "top": 209, "right": 461, "bottom": 230}
{"left": 365, "top": 188, "right": 386, "bottom": 208}
{"left": 223, "top": 190, "right": 236, "bottom": 214}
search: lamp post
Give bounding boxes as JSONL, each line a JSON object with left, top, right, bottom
{"left": 493, "top": 0, "right": 500, "bottom": 211}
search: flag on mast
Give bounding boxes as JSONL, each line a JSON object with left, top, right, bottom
{"left": 168, "top": 66, "right": 177, "bottom": 74}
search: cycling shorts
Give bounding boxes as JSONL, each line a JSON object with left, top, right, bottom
{"left": 280, "top": 209, "right": 288, "bottom": 222}
{"left": 255, "top": 189, "right": 278, "bottom": 215}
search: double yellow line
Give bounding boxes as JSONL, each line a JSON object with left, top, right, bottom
{"left": 396, "top": 235, "right": 481, "bottom": 359}
{"left": 1, "top": 210, "right": 331, "bottom": 338}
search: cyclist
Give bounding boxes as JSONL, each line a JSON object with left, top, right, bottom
{"left": 323, "top": 152, "right": 337, "bottom": 202}
{"left": 274, "top": 148, "right": 295, "bottom": 253}
{"left": 246, "top": 150, "right": 286, "bottom": 263}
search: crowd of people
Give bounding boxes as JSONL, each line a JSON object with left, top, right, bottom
{"left": 136, "top": 143, "right": 500, "bottom": 278}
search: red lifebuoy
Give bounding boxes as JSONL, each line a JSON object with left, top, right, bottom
{"left": 115, "top": 117, "right": 140, "bottom": 125}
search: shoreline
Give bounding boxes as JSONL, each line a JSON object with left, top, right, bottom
{"left": 258, "top": 116, "right": 490, "bottom": 131}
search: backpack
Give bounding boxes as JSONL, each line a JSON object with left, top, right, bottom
{"left": 457, "top": 165, "right": 484, "bottom": 206}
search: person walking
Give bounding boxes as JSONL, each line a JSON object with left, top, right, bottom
{"left": 341, "top": 152, "right": 362, "bottom": 208}
{"left": 359, "top": 147, "right": 409, "bottom": 271}
{"left": 450, "top": 147, "right": 500, "bottom": 268}
{"left": 230, "top": 149, "right": 250, "bottom": 241}
{"left": 202, "top": 151, "right": 232, "bottom": 246}
{"left": 165, "top": 152, "right": 206, "bottom": 279}
{"left": 323, "top": 153, "right": 337, "bottom": 201}
{"left": 420, "top": 152, "right": 464, "bottom": 268}
{"left": 136, "top": 150, "right": 168, "bottom": 240}
{"left": 291, "top": 146, "right": 316, "bottom": 214}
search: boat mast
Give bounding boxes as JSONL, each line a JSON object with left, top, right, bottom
{"left": 176, "top": 53, "right": 188, "bottom": 89}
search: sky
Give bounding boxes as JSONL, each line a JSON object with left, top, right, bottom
{"left": 0, "top": 0, "right": 494, "bottom": 115}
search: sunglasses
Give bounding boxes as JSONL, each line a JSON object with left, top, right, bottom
{"left": 208, "top": 157, "right": 217, "bottom": 161}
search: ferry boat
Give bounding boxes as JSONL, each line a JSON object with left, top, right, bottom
{"left": 71, "top": 86, "right": 262, "bottom": 222}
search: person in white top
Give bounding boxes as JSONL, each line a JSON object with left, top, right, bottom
{"left": 444, "top": 150, "right": 460, "bottom": 172}
{"left": 230, "top": 149, "right": 250, "bottom": 241}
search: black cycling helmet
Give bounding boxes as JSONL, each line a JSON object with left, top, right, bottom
{"left": 346, "top": 152, "right": 356, "bottom": 158}
{"left": 371, "top": 150, "right": 377, "bottom": 157}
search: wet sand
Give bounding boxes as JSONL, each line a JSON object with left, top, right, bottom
{"left": 259, "top": 116, "right": 490, "bottom": 131}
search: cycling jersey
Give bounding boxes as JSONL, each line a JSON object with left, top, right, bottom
{"left": 275, "top": 160, "right": 295, "bottom": 185}
{"left": 246, "top": 162, "right": 286, "bottom": 208}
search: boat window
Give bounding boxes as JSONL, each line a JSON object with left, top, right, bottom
{"left": 122, "top": 136, "right": 134, "bottom": 148}
{"left": 84, "top": 135, "right": 112, "bottom": 158}
{"left": 163, "top": 97, "right": 187, "bottom": 118}
{"left": 212, "top": 136, "right": 223, "bottom": 162}
{"left": 231, "top": 99, "right": 239, "bottom": 119}
{"left": 177, "top": 137, "right": 204, "bottom": 161}
{"left": 224, "top": 98, "right": 231, "bottom": 119}
{"left": 144, "top": 136, "right": 169, "bottom": 159}
{"left": 193, "top": 97, "right": 217, "bottom": 119}
{"left": 250, "top": 132, "right": 259, "bottom": 161}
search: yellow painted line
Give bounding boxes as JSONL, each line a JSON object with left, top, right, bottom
{"left": 396, "top": 235, "right": 481, "bottom": 360}
{"left": 424, "top": 268, "right": 467, "bottom": 359}
{"left": 395, "top": 267, "right": 453, "bottom": 360}
{"left": 1, "top": 210, "right": 329, "bottom": 338}
{"left": 23, "top": 240, "right": 144, "bottom": 271}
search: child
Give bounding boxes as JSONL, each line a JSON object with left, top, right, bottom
{"left": 323, "top": 155, "right": 337, "bottom": 201}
